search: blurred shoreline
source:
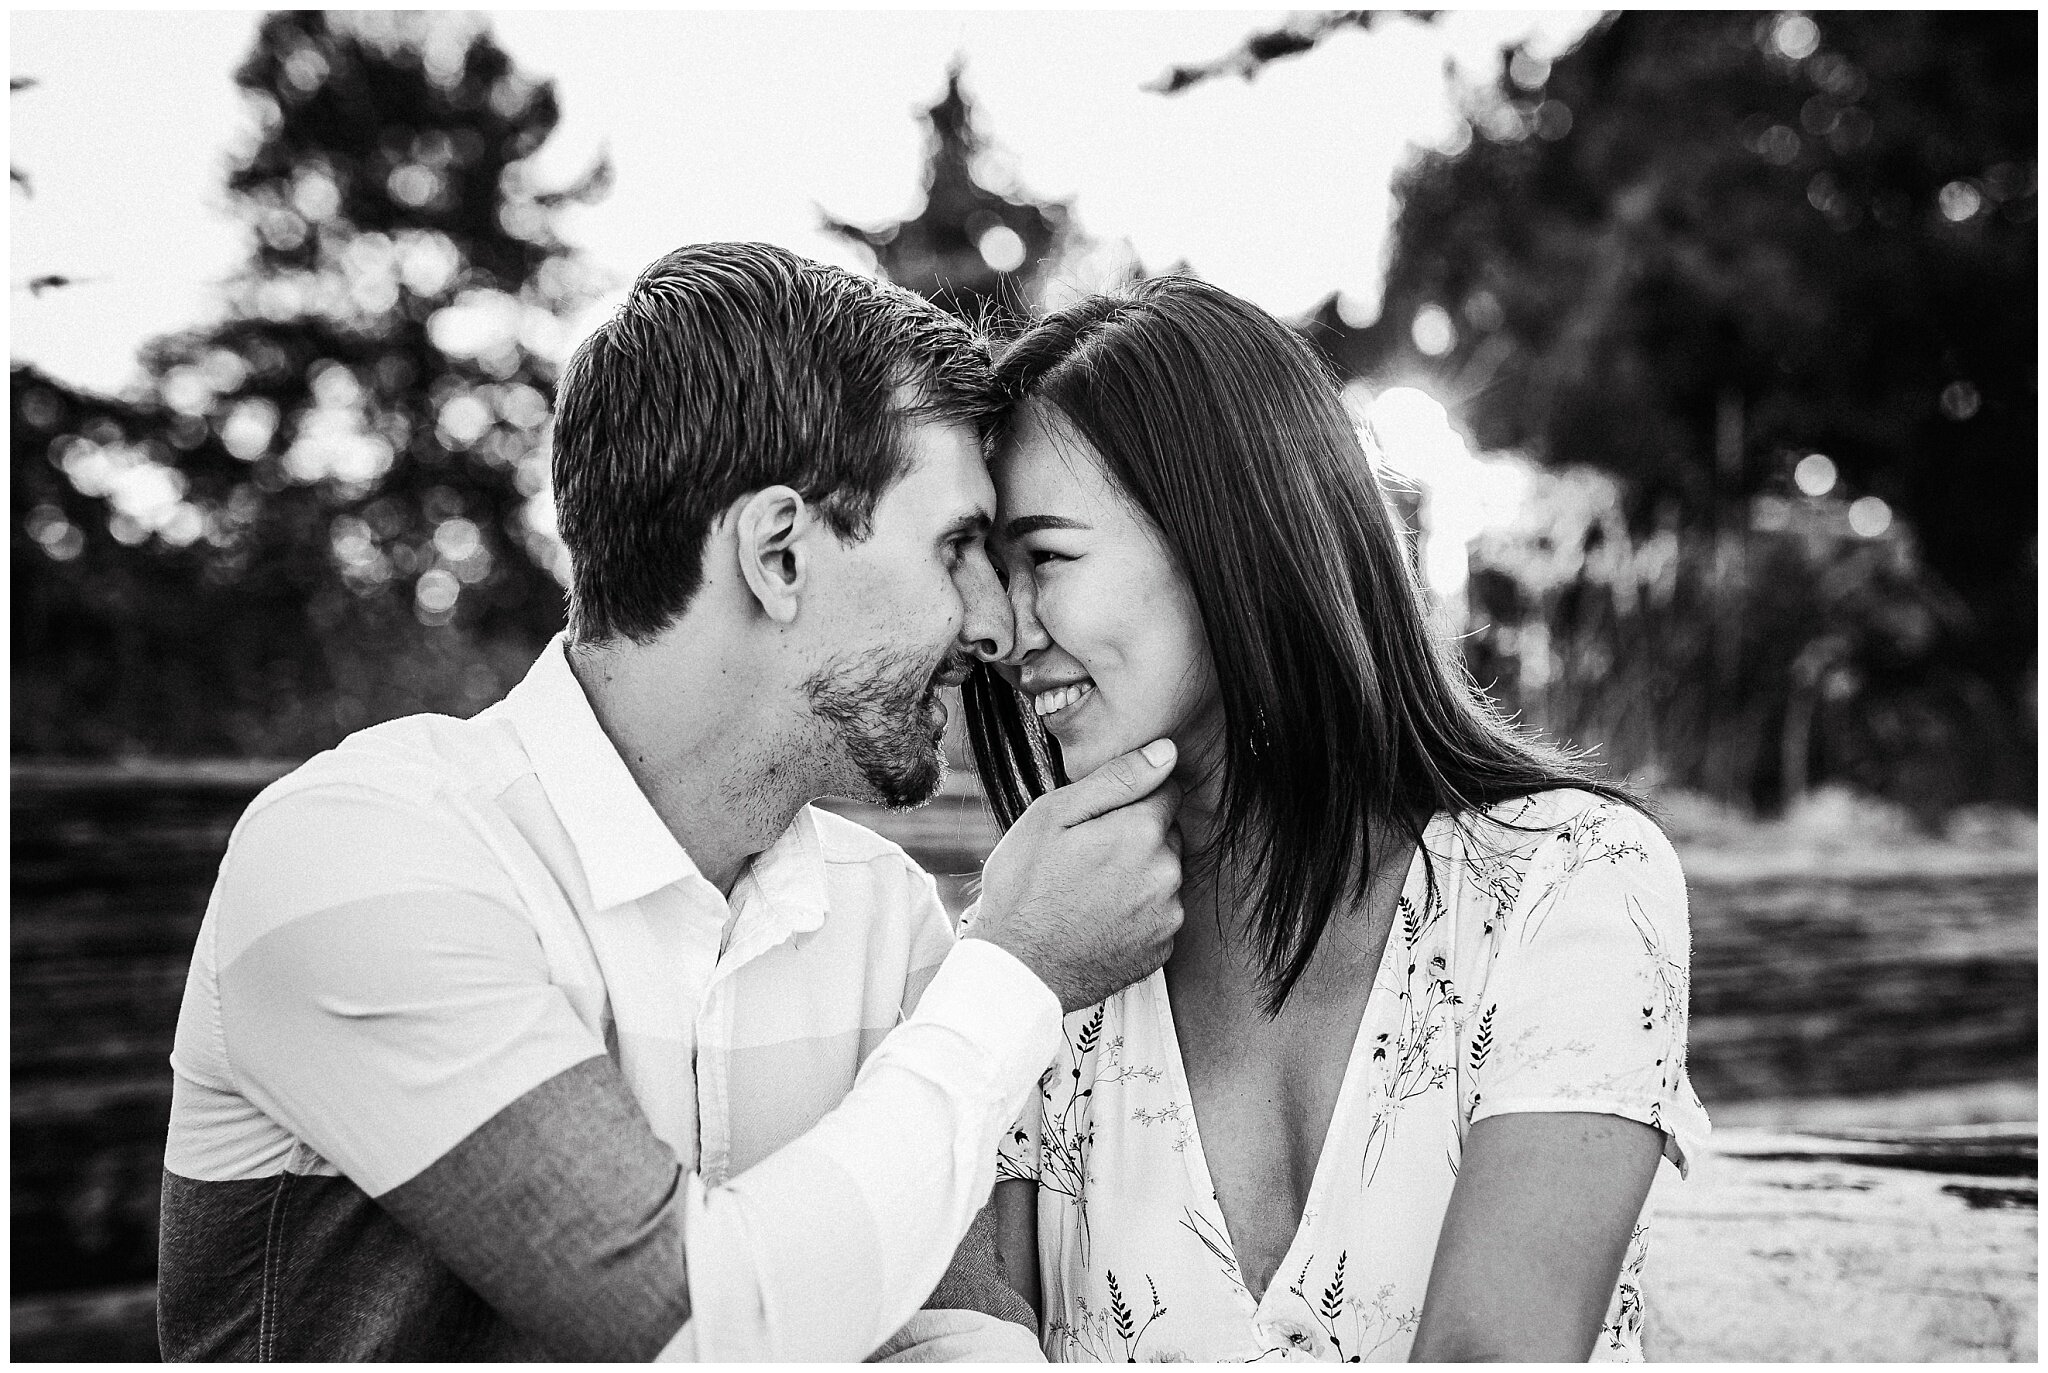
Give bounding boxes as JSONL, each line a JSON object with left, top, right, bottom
{"left": 1705, "top": 1077, "right": 2036, "bottom": 1133}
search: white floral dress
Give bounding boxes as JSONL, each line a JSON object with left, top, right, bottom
{"left": 994, "top": 789, "right": 1710, "bottom": 1363}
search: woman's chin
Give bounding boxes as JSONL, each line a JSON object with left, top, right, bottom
{"left": 1052, "top": 735, "right": 1125, "bottom": 783}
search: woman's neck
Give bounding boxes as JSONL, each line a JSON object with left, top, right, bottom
{"left": 1165, "top": 709, "right": 1230, "bottom": 866}
{"left": 1168, "top": 795, "right": 1419, "bottom": 1002}
{"left": 1164, "top": 732, "right": 1238, "bottom": 971}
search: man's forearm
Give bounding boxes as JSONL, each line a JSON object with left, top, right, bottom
{"left": 867, "top": 1203, "right": 1045, "bottom": 1363}
{"left": 685, "top": 938, "right": 1060, "bottom": 1360}
{"left": 372, "top": 938, "right": 1060, "bottom": 1362}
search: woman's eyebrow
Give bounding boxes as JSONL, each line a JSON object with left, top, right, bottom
{"left": 1002, "top": 514, "right": 1090, "bottom": 539}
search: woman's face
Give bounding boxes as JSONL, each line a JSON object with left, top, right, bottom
{"left": 992, "top": 403, "right": 1222, "bottom": 783}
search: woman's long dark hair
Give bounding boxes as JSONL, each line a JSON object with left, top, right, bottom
{"left": 965, "top": 275, "right": 1641, "bottom": 1016}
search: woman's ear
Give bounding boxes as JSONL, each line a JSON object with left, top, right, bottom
{"left": 731, "top": 486, "right": 809, "bottom": 624}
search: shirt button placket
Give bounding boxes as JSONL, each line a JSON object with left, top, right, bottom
{"left": 695, "top": 933, "right": 731, "bottom": 1187}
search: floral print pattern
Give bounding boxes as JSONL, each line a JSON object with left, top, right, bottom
{"left": 998, "top": 790, "right": 1710, "bottom": 1363}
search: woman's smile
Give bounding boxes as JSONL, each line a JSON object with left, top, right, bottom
{"left": 993, "top": 403, "right": 1218, "bottom": 782}
{"left": 1030, "top": 678, "right": 1095, "bottom": 725}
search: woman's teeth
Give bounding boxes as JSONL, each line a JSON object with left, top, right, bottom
{"left": 1031, "top": 681, "right": 1094, "bottom": 717}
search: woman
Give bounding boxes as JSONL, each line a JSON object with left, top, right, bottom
{"left": 962, "top": 277, "right": 1708, "bottom": 1363}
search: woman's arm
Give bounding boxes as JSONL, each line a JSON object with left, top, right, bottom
{"left": 992, "top": 1178, "right": 1043, "bottom": 1319}
{"left": 1409, "top": 1111, "right": 1662, "bottom": 1362}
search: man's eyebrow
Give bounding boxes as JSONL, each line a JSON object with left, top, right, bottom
{"left": 1002, "top": 514, "right": 1090, "bottom": 539}
{"left": 939, "top": 510, "right": 992, "bottom": 542}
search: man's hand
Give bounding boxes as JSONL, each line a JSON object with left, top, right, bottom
{"left": 968, "top": 739, "right": 1184, "bottom": 1013}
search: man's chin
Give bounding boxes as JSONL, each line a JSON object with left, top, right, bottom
{"left": 815, "top": 678, "right": 953, "bottom": 811}
{"left": 865, "top": 751, "right": 945, "bottom": 812}
{"left": 836, "top": 726, "right": 946, "bottom": 811}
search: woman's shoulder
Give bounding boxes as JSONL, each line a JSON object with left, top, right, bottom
{"left": 1468, "top": 785, "right": 1634, "bottom": 829}
{"left": 1455, "top": 788, "right": 1682, "bottom": 887}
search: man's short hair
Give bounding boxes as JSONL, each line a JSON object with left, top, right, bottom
{"left": 551, "top": 242, "right": 992, "bottom": 644}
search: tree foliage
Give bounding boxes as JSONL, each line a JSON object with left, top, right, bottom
{"left": 1364, "top": 12, "right": 2034, "bottom": 666}
{"left": 1296, "top": 10, "right": 2035, "bottom": 808}
{"left": 15, "top": 12, "right": 600, "bottom": 756}
{"left": 1145, "top": 10, "right": 1439, "bottom": 95}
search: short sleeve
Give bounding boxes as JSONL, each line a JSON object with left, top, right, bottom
{"left": 957, "top": 899, "right": 1046, "bottom": 1186}
{"left": 1466, "top": 799, "right": 1711, "bottom": 1176}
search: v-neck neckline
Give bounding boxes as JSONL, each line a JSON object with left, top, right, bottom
{"left": 1147, "top": 821, "right": 1436, "bottom": 1313}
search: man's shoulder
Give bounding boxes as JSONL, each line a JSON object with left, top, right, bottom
{"left": 205, "top": 714, "right": 540, "bottom": 965}
{"left": 247, "top": 711, "right": 527, "bottom": 823}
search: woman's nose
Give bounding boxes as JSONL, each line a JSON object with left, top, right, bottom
{"left": 999, "top": 556, "right": 1050, "bottom": 667}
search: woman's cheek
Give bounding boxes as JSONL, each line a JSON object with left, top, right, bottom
{"left": 1032, "top": 569, "right": 1083, "bottom": 646}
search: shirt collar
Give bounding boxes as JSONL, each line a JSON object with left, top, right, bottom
{"left": 493, "top": 633, "right": 697, "bottom": 911}
{"left": 493, "top": 634, "right": 834, "bottom": 936}
{"left": 729, "top": 805, "right": 830, "bottom": 952}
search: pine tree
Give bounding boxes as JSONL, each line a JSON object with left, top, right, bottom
{"left": 822, "top": 60, "right": 1071, "bottom": 330}
{"left": 14, "top": 12, "right": 603, "bottom": 756}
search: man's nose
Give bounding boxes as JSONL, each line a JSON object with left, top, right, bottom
{"left": 958, "top": 548, "right": 1016, "bottom": 664}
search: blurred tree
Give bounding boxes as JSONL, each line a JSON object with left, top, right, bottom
{"left": 1459, "top": 462, "right": 2010, "bottom": 815}
{"left": 11, "top": 76, "right": 38, "bottom": 195}
{"left": 14, "top": 11, "right": 602, "bottom": 757}
{"left": 1370, "top": 14, "right": 2033, "bottom": 670}
{"left": 1294, "top": 11, "right": 2034, "bottom": 808}
{"left": 1146, "top": 10, "right": 1440, "bottom": 94}
{"left": 823, "top": 59, "right": 1070, "bottom": 330}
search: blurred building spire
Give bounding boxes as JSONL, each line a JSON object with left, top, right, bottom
{"left": 823, "top": 58, "right": 1067, "bottom": 328}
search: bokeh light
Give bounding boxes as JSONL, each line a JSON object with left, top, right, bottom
{"left": 1410, "top": 303, "right": 1456, "bottom": 357}
{"left": 976, "top": 225, "right": 1026, "bottom": 273}
{"left": 1938, "top": 180, "right": 1985, "bottom": 223}
{"left": 1356, "top": 384, "right": 1532, "bottom": 603}
{"left": 1771, "top": 13, "right": 1820, "bottom": 62}
{"left": 414, "top": 566, "right": 460, "bottom": 624}
{"left": 1847, "top": 495, "right": 1893, "bottom": 538}
{"left": 1793, "top": 452, "right": 1838, "bottom": 497}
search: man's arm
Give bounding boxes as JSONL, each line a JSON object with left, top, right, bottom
{"left": 210, "top": 742, "right": 1181, "bottom": 1362}
{"left": 370, "top": 944, "right": 1059, "bottom": 1363}
{"left": 865, "top": 1203, "right": 1043, "bottom": 1363}
{"left": 992, "top": 1178, "right": 1041, "bottom": 1316}
{"left": 865, "top": 870, "right": 1044, "bottom": 1365}
{"left": 373, "top": 1056, "right": 691, "bottom": 1360}
{"left": 917, "top": 1203, "right": 1036, "bottom": 1329}
{"left": 222, "top": 865, "right": 1059, "bottom": 1360}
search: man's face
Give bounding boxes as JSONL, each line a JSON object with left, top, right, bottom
{"left": 802, "top": 414, "right": 1012, "bottom": 809}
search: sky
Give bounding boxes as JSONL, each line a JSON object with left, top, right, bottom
{"left": 10, "top": 8, "right": 1601, "bottom": 396}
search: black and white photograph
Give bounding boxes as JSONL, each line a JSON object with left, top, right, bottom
{"left": 10, "top": 7, "right": 2036, "bottom": 1363}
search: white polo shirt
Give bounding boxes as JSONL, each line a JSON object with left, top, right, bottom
{"left": 164, "top": 633, "right": 1061, "bottom": 1360}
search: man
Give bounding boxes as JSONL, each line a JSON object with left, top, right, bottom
{"left": 157, "top": 243, "right": 1183, "bottom": 1361}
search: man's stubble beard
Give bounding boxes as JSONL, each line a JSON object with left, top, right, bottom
{"left": 802, "top": 645, "right": 966, "bottom": 811}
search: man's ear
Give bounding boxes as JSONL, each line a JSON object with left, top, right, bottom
{"left": 731, "top": 486, "right": 810, "bottom": 624}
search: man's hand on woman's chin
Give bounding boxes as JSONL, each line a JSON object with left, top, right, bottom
{"left": 967, "top": 738, "right": 1184, "bottom": 1013}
